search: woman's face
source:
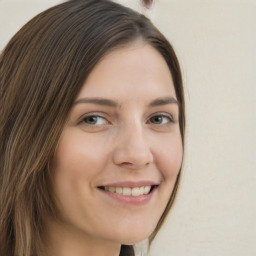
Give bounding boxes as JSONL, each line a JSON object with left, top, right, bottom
{"left": 51, "top": 42, "right": 183, "bottom": 245}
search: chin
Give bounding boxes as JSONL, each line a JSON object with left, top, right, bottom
{"left": 112, "top": 224, "right": 156, "bottom": 245}
{"left": 121, "top": 236, "right": 148, "bottom": 245}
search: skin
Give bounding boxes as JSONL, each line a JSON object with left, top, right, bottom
{"left": 45, "top": 41, "right": 183, "bottom": 256}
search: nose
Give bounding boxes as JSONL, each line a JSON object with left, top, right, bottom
{"left": 112, "top": 123, "right": 154, "bottom": 170}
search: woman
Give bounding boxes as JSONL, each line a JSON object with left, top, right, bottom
{"left": 0, "top": 0, "right": 185, "bottom": 255}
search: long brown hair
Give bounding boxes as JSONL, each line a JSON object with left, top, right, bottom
{"left": 0, "top": 0, "right": 185, "bottom": 255}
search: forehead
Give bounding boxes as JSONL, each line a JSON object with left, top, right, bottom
{"left": 77, "top": 42, "right": 176, "bottom": 101}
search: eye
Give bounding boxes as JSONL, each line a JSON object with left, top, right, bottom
{"left": 148, "top": 114, "right": 173, "bottom": 125}
{"left": 82, "top": 115, "right": 108, "bottom": 125}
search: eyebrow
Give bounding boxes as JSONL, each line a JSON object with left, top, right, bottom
{"left": 148, "top": 96, "right": 179, "bottom": 107}
{"left": 73, "top": 96, "right": 179, "bottom": 107}
{"left": 73, "top": 97, "right": 118, "bottom": 107}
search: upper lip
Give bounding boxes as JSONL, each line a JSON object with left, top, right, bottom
{"left": 99, "top": 181, "right": 159, "bottom": 188}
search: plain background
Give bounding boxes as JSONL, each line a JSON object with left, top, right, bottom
{"left": 0, "top": 0, "right": 255, "bottom": 255}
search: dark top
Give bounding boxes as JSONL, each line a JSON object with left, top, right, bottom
{"left": 120, "top": 245, "right": 135, "bottom": 256}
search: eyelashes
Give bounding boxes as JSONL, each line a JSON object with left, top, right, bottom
{"left": 82, "top": 115, "right": 109, "bottom": 126}
{"left": 148, "top": 114, "right": 174, "bottom": 125}
{"left": 79, "top": 112, "right": 174, "bottom": 128}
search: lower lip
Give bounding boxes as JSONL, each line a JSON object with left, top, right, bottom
{"left": 98, "top": 187, "right": 157, "bottom": 205}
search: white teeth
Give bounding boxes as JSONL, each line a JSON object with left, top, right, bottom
{"left": 131, "top": 187, "right": 140, "bottom": 196}
{"left": 123, "top": 187, "right": 131, "bottom": 196}
{"left": 116, "top": 187, "right": 122, "bottom": 194}
{"left": 144, "top": 186, "right": 151, "bottom": 194}
{"left": 109, "top": 187, "right": 115, "bottom": 193}
{"left": 103, "top": 186, "right": 153, "bottom": 196}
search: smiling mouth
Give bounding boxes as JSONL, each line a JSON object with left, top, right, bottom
{"left": 98, "top": 185, "right": 158, "bottom": 197}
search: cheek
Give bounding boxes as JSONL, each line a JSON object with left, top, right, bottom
{"left": 53, "top": 130, "right": 105, "bottom": 173}
{"left": 51, "top": 130, "right": 108, "bottom": 199}
{"left": 154, "top": 133, "right": 183, "bottom": 181}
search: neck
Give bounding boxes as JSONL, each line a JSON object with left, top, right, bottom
{"left": 42, "top": 218, "right": 121, "bottom": 256}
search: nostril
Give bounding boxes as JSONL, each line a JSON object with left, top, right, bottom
{"left": 122, "top": 162, "right": 132, "bottom": 166}
{"left": 140, "top": 0, "right": 155, "bottom": 10}
{"left": 118, "top": 161, "right": 151, "bottom": 170}
{"left": 120, "top": 162, "right": 135, "bottom": 168}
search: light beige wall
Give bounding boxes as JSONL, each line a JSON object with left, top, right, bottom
{"left": 1, "top": 1, "right": 255, "bottom": 255}
{"left": 0, "top": 0, "right": 63, "bottom": 50}
{"left": 148, "top": 1, "right": 256, "bottom": 255}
